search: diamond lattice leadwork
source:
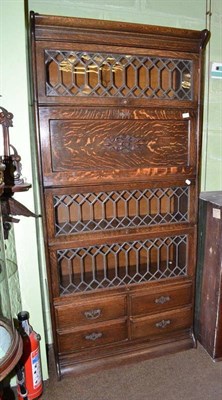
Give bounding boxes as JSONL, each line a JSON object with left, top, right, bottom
{"left": 45, "top": 50, "right": 193, "bottom": 100}
{"left": 54, "top": 187, "right": 189, "bottom": 236}
{"left": 57, "top": 235, "right": 188, "bottom": 295}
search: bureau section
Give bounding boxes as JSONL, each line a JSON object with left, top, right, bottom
{"left": 38, "top": 106, "right": 197, "bottom": 188}
{"left": 54, "top": 280, "right": 193, "bottom": 355}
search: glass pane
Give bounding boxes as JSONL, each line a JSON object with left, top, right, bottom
{"left": 57, "top": 235, "right": 188, "bottom": 295}
{"left": 54, "top": 187, "right": 189, "bottom": 236}
{"left": 45, "top": 50, "right": 193, "bottom": 100}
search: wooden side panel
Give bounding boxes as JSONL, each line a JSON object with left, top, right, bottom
{"left": 198, "top": 195, "right": 222, "bottom": 360}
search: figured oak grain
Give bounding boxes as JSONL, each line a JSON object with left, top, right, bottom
{"left": 50, "top": 119, "right": 189, "bottom": 171}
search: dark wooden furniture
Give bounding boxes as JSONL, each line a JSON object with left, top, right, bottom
{"left": 195, "top": 191, "right": 222, "bottom": 361}
{"left": 30, "top": 12, "right": 209, "bottom": 377}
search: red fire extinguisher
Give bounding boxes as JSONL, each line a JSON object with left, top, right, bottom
{"left": 17, "top": 311, "right": 43, "bottom": 400}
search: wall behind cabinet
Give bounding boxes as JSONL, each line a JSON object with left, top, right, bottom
{"left": 202, "top": 0, "right": 222, "bottom": 190}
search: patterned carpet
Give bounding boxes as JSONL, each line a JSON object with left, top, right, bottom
{"left": 41, "top": 343, "right": 222, "bottom": 400}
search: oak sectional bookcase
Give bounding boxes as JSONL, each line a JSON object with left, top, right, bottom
{"left": 30, "top": 12, "right": 209, "bottom": 377}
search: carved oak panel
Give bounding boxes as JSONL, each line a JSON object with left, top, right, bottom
{"left": 50, "top": 119, "right": 189, "bottom": 172}
{"left": 38, "top": 107, "right": 195, "bottom": 186}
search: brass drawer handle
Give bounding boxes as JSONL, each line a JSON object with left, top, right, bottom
{"left": 155, "top": 319, "right": 171, "bottom": 329}
{"left": 155, "top": 295, "right": 170, "bottom": 305}
{"left": 83, "top": 309, "right": 101, "bottom": 320}
{"left": 84, "top": 332, "right": 103, "bottom": 341}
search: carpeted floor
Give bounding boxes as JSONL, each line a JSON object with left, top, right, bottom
{"left": 40, "top": 343, "right": 222, "bottom": 400}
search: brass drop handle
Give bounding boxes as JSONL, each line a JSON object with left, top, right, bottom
{"left": 84, "top": 332, "right": 103, "bottom": 341}
{"left": 155, "top": 295, "right": 170, "bottom": 305}
{"left": 83, "top": 309, "right": 101, "bottom": 320}
{"left": 155, "top": 319, "right": 171, "bottom": 329}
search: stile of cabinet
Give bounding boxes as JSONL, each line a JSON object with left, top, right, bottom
{"left": 30, "top": 12, "right": 209, "bottom": 377}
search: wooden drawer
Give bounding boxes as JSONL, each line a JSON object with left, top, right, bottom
{"left": 57, "top": 319, "right": 128, "bottom": 353}
{"left": 55, "top": 295, "right": 127, "bottom": 329}
{"left": 131, "top": 282, "right": 192, "bottom": 316}
{"left": 131, "top": 306, "right": 192, "bottom": 340}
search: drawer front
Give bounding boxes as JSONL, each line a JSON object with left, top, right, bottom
{"left": 131, "top": 306, "right": 192, "bottom": 340}
{"left": 131, "top": 282, "right": 192, "bottom": 316}
{"left": 55, "top": 295, "right": 127, "bottom": 329}
{"left": 57, "top": 320, "right": 128, "bottom": 353}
